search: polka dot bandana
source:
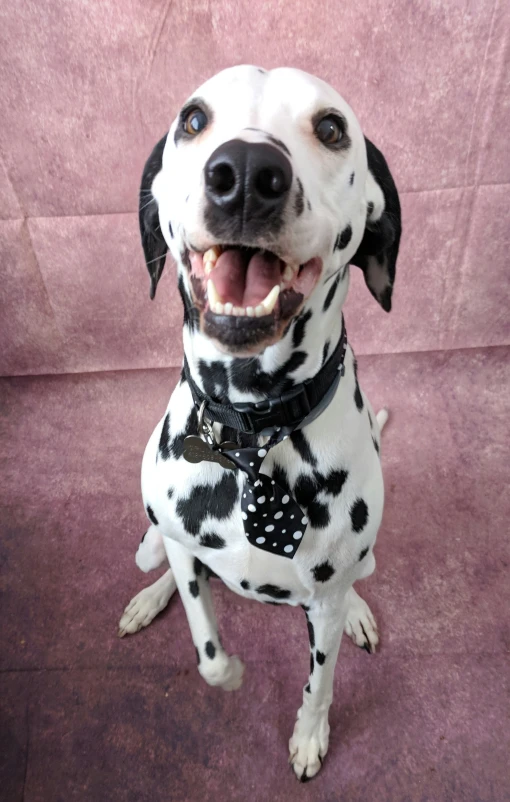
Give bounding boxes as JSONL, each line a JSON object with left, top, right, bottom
{"left": 224, "top": 438, "right": 308, "bottom": 559}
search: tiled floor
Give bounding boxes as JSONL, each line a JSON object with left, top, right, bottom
{"left": 1, "top": 346, "right": 509, "bottom": 801}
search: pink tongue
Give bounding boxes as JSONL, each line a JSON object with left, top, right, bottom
{"left": 213, "top": 250, "right": 282, "bottom": 307}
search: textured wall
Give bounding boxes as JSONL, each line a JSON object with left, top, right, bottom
{"left": 1, "top": 0, "right": 509, "bottom": 375}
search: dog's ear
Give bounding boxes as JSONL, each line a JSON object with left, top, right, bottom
{"left": 350, "top": 137, "right": 401, "bottom": 312}
{"left": 139, "top": 134, "right": 168, "bottom": 299}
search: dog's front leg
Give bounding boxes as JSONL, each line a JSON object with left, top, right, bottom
{"left": 289, "top": 595, "right": 349, "bottom": 782}
{"left": 163, "top": 538, "right": 244, "bottom": 691}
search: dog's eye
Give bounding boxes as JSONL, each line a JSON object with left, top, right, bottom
{"left": 183, "top": 108, "right": 208, "bottom": 136}
{"left": 315, "top": 115, "right": 344, "bottom": 147}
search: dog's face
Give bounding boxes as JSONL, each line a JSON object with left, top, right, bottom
{"left": 140, "top": 66, "right": 401, "bottom": 356}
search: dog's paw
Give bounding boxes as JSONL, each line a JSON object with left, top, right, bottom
{"left": 289, "top": 710, "right": 329, "bottom": 782}
{"left": 344, "top": 587, "right": 379, "bottom": 653}
{"left": 118, "top": 570, "right": 176, "bottom": 637}
{"left": 199, "top": 654, "right": 245, "bottom": 691}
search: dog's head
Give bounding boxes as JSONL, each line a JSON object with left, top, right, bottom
{"left": 139, "top": 66, "right": 401, "bottom": 356}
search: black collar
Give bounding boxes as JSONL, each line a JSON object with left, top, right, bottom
{"left": 184, "top": 319, "right": 348, "bottom": 436}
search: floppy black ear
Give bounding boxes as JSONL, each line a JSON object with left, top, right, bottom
{"left": 139, "top": 133, "right": 168, "bottom": 299}
{"left": 350, "top": 137, "right": 401, "bottom": 312}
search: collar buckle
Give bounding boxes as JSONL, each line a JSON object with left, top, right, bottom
{"left": 233, "top": 384, "right": 311, "bottom": 434}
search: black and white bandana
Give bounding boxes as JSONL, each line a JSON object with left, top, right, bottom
{"left": 183, "top": 320, "right": 348, "bottom": 559}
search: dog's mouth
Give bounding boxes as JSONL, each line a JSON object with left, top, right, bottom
{"left": 187, "top": 245, "right": 322, "bottom": 353}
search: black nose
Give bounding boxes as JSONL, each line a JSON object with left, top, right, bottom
{"left": 204, "top": 139, "right": 292, "bottom": 237}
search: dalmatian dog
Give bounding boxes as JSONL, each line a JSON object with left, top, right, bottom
{"left": 119, "top": 66, "right": 401, "bottom": 781}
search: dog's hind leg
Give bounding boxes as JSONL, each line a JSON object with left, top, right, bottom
{"left": 118, "top": 566, "right": 177, "bottom": 637}
{"left": 163, "top": 538, "right": 245, "bottom": 691}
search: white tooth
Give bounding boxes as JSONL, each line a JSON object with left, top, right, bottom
{"left": 246, "top": 306, "right": 255, "bottom": 317}
{"left": 254, "top": 304, "right": 265, "bottom": 317}
{"left": 223, "top": 302, "right": 233, "bottom": 315}
{"left": 214, "top": 301, "right": 224, "bottom": 315}
{"left": 204, "top": 261, "right": 214, "bottom": 276}
{"left": 261, "top": 284, "right": 280, "bottom": 313}
{"left": 283, "top": 265, "right": 294, "bottom": 282}
{"left": 207, "top": 279, "right": 221, "bottom": 307}
{"left": 233, "top": 306, "right": 246, "bottom": 316}
{"left": 203, "top": 245, "right": 222, "bottom": 264}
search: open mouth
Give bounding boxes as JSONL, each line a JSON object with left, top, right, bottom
{"left": 188, "top": 245, "right": 321, "bottom": 350}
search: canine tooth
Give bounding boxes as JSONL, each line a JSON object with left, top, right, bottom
{"left": 204, "top": 261, "right": 214, "bottom": 276}
{"left": 261, "top": 284, "right": 280, "bottom": 313}
{"left": 254, "top": 304, "right": 265, "bottom": 317}
{"left": 223, "top": 302, "right": 233, "bottom": 315}
{"left": 207, "top": 279, "right": 221, "bottom": 307}
{"left": 203, "top": 245, "right": 222, "bottom": 264}
{"left": 246, "top": 306, "right": 255, "bottom": 317}
{"left": 214, "top": 301, "right": 224, "bottom": 315}
{"left": 282, "top": 265, "right": 294, "bottom": 282}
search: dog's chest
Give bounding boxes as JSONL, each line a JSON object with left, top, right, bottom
{"left": 141, "top": 358, "right": 383, "bottom": 605}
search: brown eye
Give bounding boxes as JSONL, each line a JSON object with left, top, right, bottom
{"left": 183, "top": 108, "right": 208, "bottom": 136}
{"left": 315, "top": 115, "right": 344, "bottom": 146}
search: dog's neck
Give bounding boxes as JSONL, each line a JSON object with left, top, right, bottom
{"left": 181, "top": 264, "right": 350, "bottom": 406}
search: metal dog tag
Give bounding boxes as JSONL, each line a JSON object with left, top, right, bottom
{"left": 183, "top": 436, "right": 237, "bottom": 470}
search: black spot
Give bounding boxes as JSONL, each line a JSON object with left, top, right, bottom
{"left": 170, "top": 407, "right": 199, "bottom": 459}
{"left": 193, "top": 557, "right": 204, "bottom": 576}
{"left": 322, "top": 469, "right": 348, "bottom": 497}
{"left": 272, "top": 464, "right": 292, "bottom": 495}
{"left": 176, "top": 472, "right": 239, "bottom": 535}
{"left": 158, "top": 413, "right": 171, "bottom": 460}
{"left": 349, "top": 171, "right": 355, "bottom": 186}
{"left": 323, "top": 274, "right": 340, "bottom": 312}
{"left": 307, "top": 198, "right": 312, "bottom": 211}
{"left": 195, "top": 647, "right": 200, "bottom": 665}
{"left": 167, "top": 487, "right": 174, "bottom": 499}
{"left": 351, "top": 498, "right": 369, "bottom": 533}
{"left": 373, "top": 437, "right": 380, "bottom": 455}
{"left": 290, "top": 429, "right": 317, "bottom": 467}
{"left": 257, "top": 68, "right": 266, "bottom": 74}
{"left": 255, "top": 584, "right": 291, "bottom": 600}
{"left": 177, "top": 272, "right": 198, "bottom": 331}
{"left": 146, "top": 505, "right": 158, "bottom": 526}
{"left": 334, "top": 225, "right": 352, "bottom": 250}
{"left": 307, "top": 619, "right": 315, "bottom": 649}
{"left": 367, "top": 201, "right": 374, "bottom": 218}
{"left": 380, "top": 285, "right": 393, "bottom": 313}
{"left": 312, "top": 561, "right": 336, "bottom": 583}
{"left": 292, "top": 309, "right": 312, "bottom": 348}
{"left": 199, "top": 533, "right": 226, "bottom": 549}
{"left": 310, "top": 653, "right": 314, "bottom": 674}
{"left": 169, "top": 221, "right": 173, "bottom": 238}
{"left": 230, "top": 350, "right": 306, "bottom": 395}
{"left": 367, "top": 409, "right": 374, "bottom": 429}
{"left": 189, "top": 580, "right": 199, "bottom": 598}
{"left": 353, "top": 358, "right": 363, "bottom": 411}
{"left": 321, "top": 340, "right": 330, "bottom": 366}
{"left": 301, "top": 604, "right": 310, "bottom": 612}
{"left": 359, "top": 547, "right": 369, "bottom": 562}
{"left": 240, "top": 580, "right": 250, "bottom": 590}
{"left": 294, "top": 473, "right": 319, "bottom": 507}
{"left": 305, "top": 683, "right": 311, "bottom": 693}
{"left": 294, "top": 178, "right": 305, "bottom": 216}
{"left": 316, "top": 650, "right": 326, "bottom": 665}
{"left": 205, "top": 640, "right": 216, "bottom": 659}
{"left": 307, "top": 501, "right": 330, "bottom": 528}
{"left": 198, "top": 360, "right": 230, "bottom": 401}
{"left": 141, "top": 531, "right": 147, "bottom": 543}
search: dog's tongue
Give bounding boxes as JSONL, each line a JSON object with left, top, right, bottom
{"left": 213, "top": 249, "right": 282, "bottom": 307}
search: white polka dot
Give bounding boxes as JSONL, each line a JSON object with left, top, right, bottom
{"left": 249, "top": 489, "right": 253, "bottom": 494}
{"left": 263, "top": 513, "right": 267, "bottom": 517}
{"left": 274, "top": 511, "right": 283, "bottom": 519}
{"left": 290, "top": 514, "right": 294, "bottom": 519}
{"left": 282, "top": 529, "right": 286, "bottom": 533}
{"left": 293, "top": 531, "right": 303, "bottom": 540}
{"left": 273, "top": 542, "right": 277, "bottom": 547}
{"left": 257, "top": 496, "right": 266, "bottom": 504}
{"left": 248, "top": 504, "right": 256, "bottom": 512}
{"left": 253, "top": 523, "right": 258, "bottom": 527}
{"left": 256, "top": 537, "right": 265, "bottom": 544}
{"left": 249, "top": 462, "right": 254, "bottom": 467}
{"left": 241, "top": 512, "right": 247, "bottom": 520}
{"left": 301, "top": 516, "right": 308, "bottom": 525}
{"left": 271, "top": 480, "right": 275, "bottom": 485}
{"left": 284, "top": 544, "right": 294, "bottom": 553}
{"left": 254, "top": 480, "right": 261, "bottom": 487}
{"left": 265, "top": 524, "right": 274, "bottom": 532}
{"left": 243, "top": 494, "right": 246, "bottom": 498}
{"left": 282, "top": 495, "right": 290, "bottom": 504}
{"left": 270, "top": 497, "right": 274, "bottom": 502}
{"left": 235, "top": 452, "right": 240, "bottom": 457}
{"left": 258, "top": 448, "right": 267, "bottom": 457}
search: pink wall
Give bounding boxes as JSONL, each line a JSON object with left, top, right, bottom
{"left": 1, "top": 0, "right": 508, "bottom": 376}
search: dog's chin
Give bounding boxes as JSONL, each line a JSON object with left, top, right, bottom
{"left": 186, "top": 244, "right": 322, "bottom": 356}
